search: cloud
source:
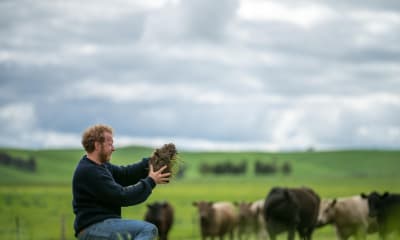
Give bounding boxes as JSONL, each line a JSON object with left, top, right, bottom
{"left": 238, "top": 0, "right": 335, "bottom": 28}
{"left": 0, "top": 102, "right": 36, "bottom": 133}
{"left": 0, "top": 0, "right": 399, "bottom": 151}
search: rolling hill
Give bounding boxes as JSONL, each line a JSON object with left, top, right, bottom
{"left": 0, "top": 146, "right": 399, "bottom": 185}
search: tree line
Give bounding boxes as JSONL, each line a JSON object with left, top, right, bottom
{"left": 0, "top": 152, "right": 37, "bottom": 172}
{"left": 199, "top": 160, "right": 292, "bottom": 175}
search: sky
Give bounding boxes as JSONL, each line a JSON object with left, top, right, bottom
{"left": 0, "top": 0, "right": 399, "bottom": 151}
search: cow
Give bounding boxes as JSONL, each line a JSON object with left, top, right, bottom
{"left": 193, "top": 201, "right": 238, "bottom": 240}
{"left": 235, "top": 201, "right": 255, "bottom": 240}
{"left": 316, "top": 195, "right": 378, "bottom": 240}
{"left": 263, "top": 186, "right": 320, "bottom": 240}
{"left": 361, "top": 191, "right": 400, "bottom": 240}
{"left": 144, "top": 201, "right": 174, "bottom": 240}
{"left": 234, "top": 200, "right": 268, "bottom": 240}
{"left": 250, "top": 199, "right": 268, "bottom": 240}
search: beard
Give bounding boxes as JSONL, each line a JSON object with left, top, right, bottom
{"left": 98, "top": 145, "right": 111, "bottom": 163}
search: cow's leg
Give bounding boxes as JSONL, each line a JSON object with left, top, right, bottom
{"left": 287, "top": 226, "right": 295, "bottom": 240}
{"left": 267, "top": 224, "right": 277, "bottom": 240}
{"left": 268, "top": 232, "right": 276, "bottom": 240}
{"left": 354, "top": 228, "right": 367, "bottom": 240}
{"left": 159, "top": 232, "right": 164, "bottom": 240}
{"left": 237, "top": 228, "right": 242, "bottom": 240}
{"left": 230, "top": 229, "right": 235, "bottom": 240}
{"left": 335, "top": 227, "right": 347, "bottom": 240}
{"left": 337, "top": 233, "right": 348, "bottom": 240}
{"left": 296, "top": 227, "right": 308, "bottom": 240}
{"left": 378, "top": 226, "right": 387, "bottom": 240}
{"left": 287, "top": 230, "right": 295, "bottom": 240}
{"left": 157, "top": 230, "right": 163, "bottom": 240}
{"left": 341, "top": 237, "right": 348, "bottom": 240}
{"left": 266, "top": 227, "right": 276, "bottom": 240}
{"left": 380, "top": 233, "right": 386, "bottom": 240}
{"left": 258, "top": 225, "right": 268, "bottom": 240}
{"left": 307, "top": 228, "right": 314, "bottom": 240}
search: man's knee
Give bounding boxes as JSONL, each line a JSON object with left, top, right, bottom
{"left": 143, "top": 222, "right": 158, "bottom": 237}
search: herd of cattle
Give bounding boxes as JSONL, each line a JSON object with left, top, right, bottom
{"left": 144, "top": 187, "right": 400, "bottom": 240}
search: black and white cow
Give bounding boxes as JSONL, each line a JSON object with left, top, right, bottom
{"left": 361, "top": 191, "right": 400, "bottom": 239}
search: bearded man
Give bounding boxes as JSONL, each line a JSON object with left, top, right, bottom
{"left": 72, "top": 124, "right": 170, "bottom": 240}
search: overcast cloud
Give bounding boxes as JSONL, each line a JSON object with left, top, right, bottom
{"left": 0, "top": 0, "right": 399, "bottom": 151}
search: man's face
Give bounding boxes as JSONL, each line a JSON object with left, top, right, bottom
{"left": 98, "top": 131, "right": 114, "bottom": 163}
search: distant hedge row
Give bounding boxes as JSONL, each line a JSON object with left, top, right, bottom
{"left": 199, "top": 160, "right": 292, "bottom": 175}
{"left": 0, "top": 152, "right": 37, "bottom": 172}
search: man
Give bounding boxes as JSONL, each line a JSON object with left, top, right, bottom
{"left": 72, "top": 124, "right": 171, "bottom": 240}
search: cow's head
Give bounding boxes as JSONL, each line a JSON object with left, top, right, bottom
{"left": 316, "top": 199, "right": 337, "bottom": 227}
{"left": 146, "top": 201, "right": 170, "bottom": 226}
{"left": 361, "top": 191, "right": 389, "bottom": 217}
{"left": 234, "top": 201, "right": 253, "bottom": 224}
{"left": 193, "top": 201, "right": 214, "bottom": 225}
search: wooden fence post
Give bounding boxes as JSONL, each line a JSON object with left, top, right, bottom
{"left": 15, "top": 216, "right": 20, "bottom": 240}
{"left": 60, "top": 214, "right": 66, "bottom": 240}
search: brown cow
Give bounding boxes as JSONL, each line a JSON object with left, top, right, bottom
{"left": 193, "top": 201, "right": 238, "bottom": 240}
{"left": 234, "top": 200, "right": 268, "bottom": 240}
{"left": 316, "top": 195, "right": 378, "bottom": 240}
{"left": 234, "top": 201, "right": 254, "bottom": 240}
{"left": 263, "top": 186, "right": 320, "bottom": 240}
{"left": 144, "top": 201, "right": 174, "bottom": 240}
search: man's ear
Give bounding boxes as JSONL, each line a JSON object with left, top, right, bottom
{"left": 94, "top": 141, "right": 101, "bottom": 150}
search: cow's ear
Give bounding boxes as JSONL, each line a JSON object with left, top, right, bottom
{"left": 360, "top": 193, "right": 367, "bottom": 199}
{"left": 382, "top": 192, "right": 389, "bottom": 198}
{"left": 208, "top": 201, "right": 213, "bottom": 207}
{"left": 147, "top": 204, "right": 152, "bottom": 209}
{"left": 284, "top": 189, "right": 294, "bottom": 202}
{"left": 233, "top": 201, "right": 239, "bottom": 206}
{"left": 330, "top": 199, "right": 337, "bottom": 207}
{"left": 192, "top": 202, "right": 198, "bottom": 207}
{"left": 162, "top": 201, "right": 168, "bottom": 207}
{"left": 284, "top": 189, "right": 290, "bottom": 199}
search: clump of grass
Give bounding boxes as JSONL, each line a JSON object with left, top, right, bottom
{"left": 150, "top": 143, "right": 182, "bottom": 178}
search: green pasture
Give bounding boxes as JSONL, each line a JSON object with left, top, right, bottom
{"left": 0, "top": 147, "right": 399, "bottom": 239}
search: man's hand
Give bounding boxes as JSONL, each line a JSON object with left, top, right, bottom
{"left": 149, "top": 164, "right": 171, "bottom": 184}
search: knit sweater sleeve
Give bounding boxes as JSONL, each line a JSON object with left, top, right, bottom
{"left": 86, "top": 164, "right": 155, "bottom": 207}
{"left": 106, "top": 158, "right": 150, "bottom": 186}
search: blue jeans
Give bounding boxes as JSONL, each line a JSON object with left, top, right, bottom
{"left": 77, "top": 218, "right": 158, "bottom": 240}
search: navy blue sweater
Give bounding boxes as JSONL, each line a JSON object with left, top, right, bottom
{"left": 72, "top": 155, "right": 156, "bottom": 236}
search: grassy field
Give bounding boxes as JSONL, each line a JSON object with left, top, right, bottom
{"left": 0, "top": 147, "right": 399, "bottom": 239}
